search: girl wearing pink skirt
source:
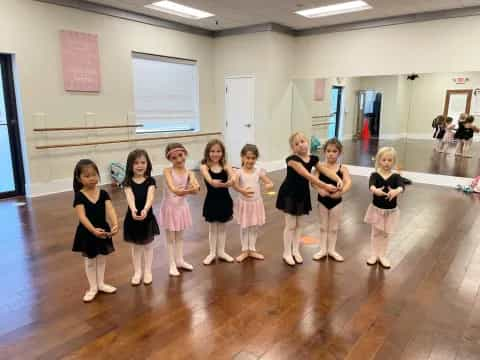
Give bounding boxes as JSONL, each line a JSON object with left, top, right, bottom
{"left": 364, "top": 147, "right": 404, "bottom": 269}
{"left": 233, "top": 144, "right": 274, "bottom": 262}
{"left": 159, "top": 143, "right": 200, "bottom": 276}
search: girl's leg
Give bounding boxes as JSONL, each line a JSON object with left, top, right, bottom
{"left": 175, "top": 231, "right": 193, "bottom": 271}
{"left": 203, "top": 223, "right": 218, "bottom": 265}
{"left": 166, "top": 230, "right": 180, "bottom": 276}
{"left": 327, "top": 203, "right": 344, "bottom": 262}
{"left": 313, "top": 203, "right": 329, "bottom": 260}
{"left": 292, "top": 216, "right": 305, "bottom": 264}
{"left": 248, "top": 226, "right": 264, "bottom": 260}
{"left": 96, "top": 255, "right": 116, "bottom": 292}
{"left": 131, "top": 244, "right": 143, "bottom": 285}
{"left": 236, "top": 227, "right": 250, "bottom": 262}
{"left": 378, "top": 231, "right": 391, "bottom": 269}
{"left": 455, "top": 140, "right": 463, "bottom": 156}
{"left": 463, "top": 139, "right": 473, "bottom": 157}
{"left": 367, "top": 226, "right": 381, "bottom": 265}
{"left": 283, "top": 214, "right": 296, "bottom": 265}
{"left": 143, "top": 241, "right": 155, "bottom": 284}
{"left": 217, "top": 222, "right": 234, "bottom": 262}
{"left": 83, "top": 257, "right": 98, "bottom": 302}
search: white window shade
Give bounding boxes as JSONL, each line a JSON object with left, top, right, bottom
{"left": 132, "top": 53, "right": 200, "bottom": 133}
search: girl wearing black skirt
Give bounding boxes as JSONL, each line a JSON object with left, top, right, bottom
{"left": 200, "top": 139, "right": 236, "bottom": 265}
{"left": 72, "top": 159, "right": 119, "bottom": 302}
{"left": 123, "top": 149, "right": 160, "bottom": 286}
{"left": 276, "top": 132, "right": 341, "bottom": 266}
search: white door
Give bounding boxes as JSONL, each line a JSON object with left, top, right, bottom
{"left": 224, "top": 76, "right": 255, "bottom": 168}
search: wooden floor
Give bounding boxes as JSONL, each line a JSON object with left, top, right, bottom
{"left": 1, "top": 171, "right": 480, "bottom": 359}
{"left": 338, "top": 139, "right": 480, "bottom": 178}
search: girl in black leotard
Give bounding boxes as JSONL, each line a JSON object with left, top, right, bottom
{"left": 312, "top": 139, "right": 352, "bottom": 263}
{"left": 454, "top": 113, "right": 468, "bottom": 156}
{"left": 276, "top": 132, "right": 342, "bottom": 266}
{"left": 459, "top": 116, "right": 479, "bottom": 157}
{"left": 364, "top": 147, "right": 404, "bottom": 269}
{"left": 200, "top": 139, "right": 236, "bottom": 265}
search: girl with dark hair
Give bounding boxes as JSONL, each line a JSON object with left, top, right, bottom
{"left": 123, "top": 149, "right": 160, "bottom": 286}
{"left": 72, "top": 159, "right": 118, "bottom": 302}
{"left": 200, "top": 139, "right": 235, "bottom": 265}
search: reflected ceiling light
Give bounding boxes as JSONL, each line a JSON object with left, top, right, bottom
{"left": 146, "top": 1, "right": 214, "bottom": 19}
{"left": 296, "top": 1, "right": 372, "bottom": 18}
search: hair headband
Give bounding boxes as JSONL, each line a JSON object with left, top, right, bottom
{"left": 167, "top": 147, "right": 187, "bottom": 159}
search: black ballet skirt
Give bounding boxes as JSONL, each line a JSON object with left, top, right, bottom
{"left": 455, "top": 123, "right": 465, "bottom": 139}
{"left": 276, "top": 155, "right": 319, "bottom": 216}
{"left": 72, "top": 190, "right": 115, "bottom": 258}
{"left": 318, "top": 166, "right": 343, "bottom": 210}
{"left": 202, "top": 168, "right": 233, "bottom": 223}
{"left": 123, "top": 177, "right": 160, "bottom": 245}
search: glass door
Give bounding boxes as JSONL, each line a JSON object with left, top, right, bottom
{"left": 0, "top": 55, "right": 24, "bottom": 198}
{"left": 329, "top": 86, "right": 343, "bottom": 138}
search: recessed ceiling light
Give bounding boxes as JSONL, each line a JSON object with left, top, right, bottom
{"left": 146, "top": 1, "right": 214, "bottom": 20}
{"left": 295, "top": 1, "right": 372, "bottom": 18}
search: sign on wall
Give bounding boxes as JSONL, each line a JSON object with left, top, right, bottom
{"left": 60, "top": 30, "right": 101, "bottom": 92}
{"left": 314, "top": 78, "right": 325, "bottom": 101}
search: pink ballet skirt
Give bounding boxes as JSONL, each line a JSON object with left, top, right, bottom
{"left": 443, "top": 130, "right": 455, "bottom": 143}
{"left": 234, "top": 167, "right": 266, "bottom": 228}
{"left": 235, "top": 198, "right": 266, "bottom": 228}
{"left": 158, "top": 169, "right": 192, "bottom": 232}
{"left": 364, "top": 204, "right": 400, "bottom": 234}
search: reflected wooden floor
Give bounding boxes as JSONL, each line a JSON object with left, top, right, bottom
{"left": 337, "top": 139, "right": 480, "bottom": 178}
{"left": 1, "top": 171, "right": 480, "bottom": 359}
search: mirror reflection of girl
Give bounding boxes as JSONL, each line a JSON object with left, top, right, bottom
{"left": 233, "top": 144, "right": 274, "bottom": 262}
{"left": 276, "top": 132, "right": 342, "bottom": 266}
{"left": 72, "top": 159, "right": 119, "bottom": 302}
{"left": 438, "top": 116, "right": 454, "bottom": 153}
{"left": 313, "top": 138, "right": 352, "bottom": 262}
{"left": 432, "top": 115, "right": 446, "bottom": 152}
{"left": 454, "top": 113, "right": 468, "bottom": 156}
{"left": 364, "top": 147, "right": 404, "bottom": 269}
{"left": 458, "top": 115, "right": 479, "bottom": 157}
{"left": 159, "top": 143, "right": 200, "bottom": 277}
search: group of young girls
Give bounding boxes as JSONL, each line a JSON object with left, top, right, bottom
{"left": 432, "top": 113, "right": 479, "bottom": 157}
{"left": 72, "top": 135, "right": 404, "bottom": 302}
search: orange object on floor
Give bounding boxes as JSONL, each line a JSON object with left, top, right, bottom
{"left": 361, "top": 118, "right": 370, "bottom": 141}
{"left": 301, "top": 236, "right": 319, "bottom": 244}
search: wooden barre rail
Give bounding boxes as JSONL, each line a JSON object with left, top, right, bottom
{"left": 312, "top": 113, "right": 336, "bottom": 119}
{"left": 312, "top": 121, "right": 335, "bottom": 127}
{"left": 33, "top": 124, "right": 143, "bottom": 132}
{"left": 35, "top": 131, "right": 222, "bottom": 150}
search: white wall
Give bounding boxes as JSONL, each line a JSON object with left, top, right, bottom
{"left": 214, "top": 32, "right": 293, "bottom": 166}
{"left": 294, "top": 15, "right": 480, "bottom": 78}
{"left": 0, "top": 0, "right": 216, "bottom": 196}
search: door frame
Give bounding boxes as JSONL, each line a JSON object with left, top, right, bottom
{"left": 0, "top": 54, "right": 25, "bottom": 198}
{"left": 223, "top": 75, "right": 256, "bottom": 164}
{"left": 443, "top": 89, "right": 472, "bottom": 117}
{"left": 331, "top": 85, "right": 343, "bottom": 138}
{"left": 356, "top": 89, "right": 384, "bottom": 139}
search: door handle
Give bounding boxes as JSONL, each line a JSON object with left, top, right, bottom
{"left": 244, "top": 124, "right": 252, "bottom": 128}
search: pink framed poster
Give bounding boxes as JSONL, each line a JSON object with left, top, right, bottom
{"left": 314, "top": 78, "right": 325, "bottom": 101}
{"left": 60, "top": 30, "right": 101, "bottom": 92}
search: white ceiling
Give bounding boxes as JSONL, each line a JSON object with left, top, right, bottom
{"left": 89, "top": 0, "right": 480, "bottom": 30}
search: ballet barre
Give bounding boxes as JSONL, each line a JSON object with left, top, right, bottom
{"left": 312, "top": 121, "right": 335, "bottom": 127}
{"left": 33, "top": 124, "right": 143, "bottom": 132}
{"left": 35, "top": 131, "right": 222, "bottom": 150}
{"left": 312, "top": 112, "right": 336, "bottom": 119}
